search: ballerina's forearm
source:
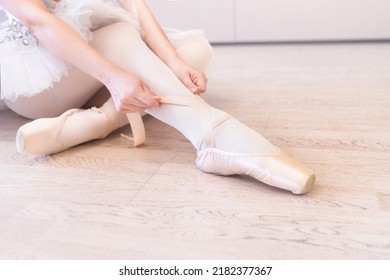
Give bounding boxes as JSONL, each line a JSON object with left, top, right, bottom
{"left": 1, "top": 0, "right": 122, "bottom": 86}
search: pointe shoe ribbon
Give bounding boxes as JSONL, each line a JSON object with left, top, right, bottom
{"left": 122, "top": 112, "right": 146, "bottom": 147}
{"left": 122, "top": 96, "right": 201, "bottom": 147}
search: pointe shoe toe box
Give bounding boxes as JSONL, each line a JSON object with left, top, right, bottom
{"left": 16, "top": 118, "right": 66, "bottom": 155}
{"left": 196, "top": 148, "right": 315, "bottom": 194}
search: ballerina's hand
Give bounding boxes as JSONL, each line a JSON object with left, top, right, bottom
{"left": 106, "top": 69, "right": 160, "bottom": 113}
{"left": 171, "top": 61, "right": 208, "bottom": 95}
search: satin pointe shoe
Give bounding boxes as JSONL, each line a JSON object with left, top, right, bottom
{"left": 195, "top": 113, "right": 316, "bottom": 195}
{"left": 139, "top": 96, "right": 315, "bottom": 195}
{"left": 197, "top": 145, "right": 315, "bottom": 194}
{"left": 16, "top": 107, "right": 115, "bottom": 155}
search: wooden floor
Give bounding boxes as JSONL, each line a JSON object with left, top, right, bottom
{"left": 1, "top": 43, "right": 389, "bottom": 260}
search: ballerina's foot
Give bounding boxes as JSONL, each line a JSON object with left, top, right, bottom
{"left": 153, "top": 97, "right": 315, "bottom": 194}
{"left": 194, "top": 112, "right": 315, "bottom": 194}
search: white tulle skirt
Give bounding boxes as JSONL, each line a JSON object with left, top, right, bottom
{"left": 0, "top": 0, "right": 141, "bottom": 101}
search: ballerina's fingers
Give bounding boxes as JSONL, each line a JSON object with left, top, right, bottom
{"left": 112, "top": 94, "right": 144, "bottom": 112}
{"left": 115, "top": 87, "right": 160, "bottom": 113}
{"left": 194, "top": 73, "right": 207, "bottom": 94}
{"left": 134, "top": 83, "right": 160, "bottom": 108}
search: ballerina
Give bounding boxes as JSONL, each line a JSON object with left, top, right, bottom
{"left": 0, "top": 0, "right": 315, "bottom": 194}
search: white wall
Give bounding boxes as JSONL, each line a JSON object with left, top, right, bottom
{"left": 146, "top": 0, "right": 235, "bottom": 42}
{"left": 147, "top": 0, "right": 390, "bottom": 43}
{"left": 236, "top": 0, "right": 390, "bottom": 42}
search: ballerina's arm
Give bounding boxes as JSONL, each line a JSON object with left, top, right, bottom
{"left": 118, "top": 0, "right": 207, "bottom": 94}
{"left": 0, "top": 0, "right": 159, "bottom": 112}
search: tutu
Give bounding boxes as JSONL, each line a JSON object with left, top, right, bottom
{"left": 0, "top": 0, "right": 140, "bottom": 101}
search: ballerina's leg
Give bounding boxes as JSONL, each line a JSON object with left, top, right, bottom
{"left": 90, "top": 22, "right": 316, "bottom": 194}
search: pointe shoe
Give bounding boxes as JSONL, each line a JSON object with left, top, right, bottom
{"left": 197, "top": 147, "right": 315, "bottom": 194}
{"left": 147, "top": 96, "right": 315, "bottom": 194}
{"left": 16, "top": 108, "right": 113, "bottom": 155}
{"left": 195, "top": 114, "right": 316, "bottom": 195}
